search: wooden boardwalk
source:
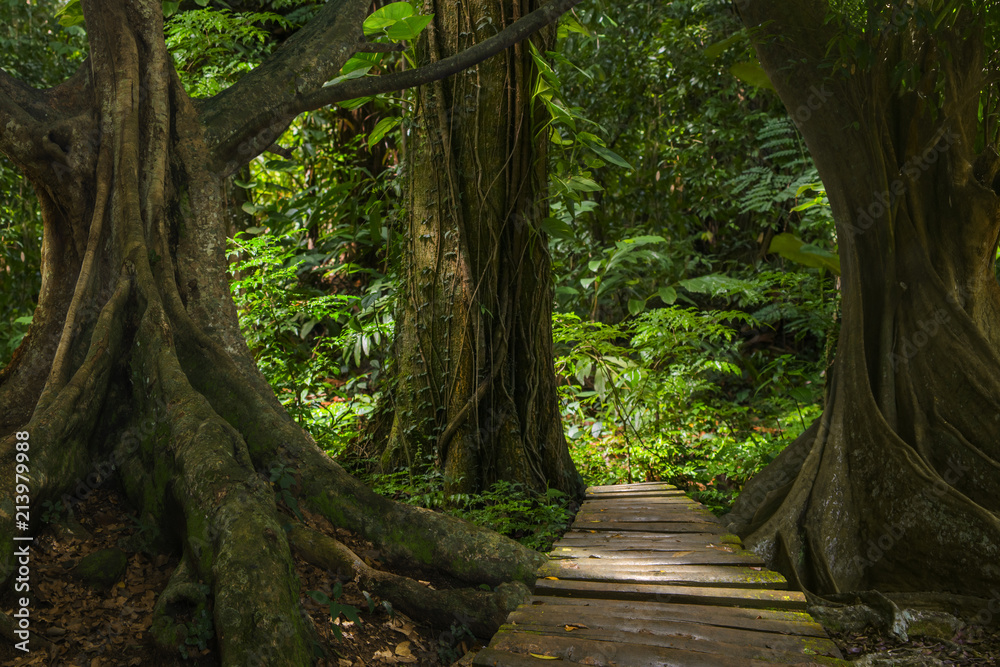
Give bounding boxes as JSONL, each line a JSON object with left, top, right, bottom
{"left": 473, "top": 482, "right": 846, "bottom": 666}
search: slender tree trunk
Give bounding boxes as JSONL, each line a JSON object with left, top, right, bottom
{"left": 728, "top": 0, "right": 1000, "bottom": 605}
{"left": 0, "top": 0, "right": 585, "bottom": 661}
{"left": 381, "top": 0, "right": 584, "bottom": 496}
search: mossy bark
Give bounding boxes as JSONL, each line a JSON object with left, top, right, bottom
{"left": 0, "top": 0, "right": 554, "bottom": 662}
{"left": 728, "top": 1, "right": 1000, "bottom": 602}
{"left": 380, "top": 0, "right": 584, "bottom": 497}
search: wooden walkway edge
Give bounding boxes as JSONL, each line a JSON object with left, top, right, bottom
{"left": 473, "top": 482, "right": 847, "bottom": 666}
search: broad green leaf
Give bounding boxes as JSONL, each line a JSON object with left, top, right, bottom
{"left": 658, "top": 286, "right": 678, "bottom": 304}
{"left": 628, "top": 298, "right": 646, "bottom": 316}
{"left": 340, "top": 52, "right": 384, "bottom": 76}
{"left": 363, "top": 2, "right": 414, "bottom": 34}
{"left": 56, "top": 0, "right": 85, "bottom": 27}
{"left": 385, "top": 14, "right": 433, "bottom": 40}
{"left": 768, "top": 233, "right": 840, "bottom": 275}
{"left": 730, "top": 62, "right": 776, "bottom": 91}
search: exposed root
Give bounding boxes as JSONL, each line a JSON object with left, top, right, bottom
{"left": 287, "top": 522, "right": 531, "bottom": 638}
{"left": 150, "top": 556, "right": 209, "bottom": 653}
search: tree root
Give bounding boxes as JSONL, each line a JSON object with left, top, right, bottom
{"left": 286, "top": 522, "right": 531, "bottom": 638}
{"left": 150, "top": 556, "right": 210, "bottom": 653}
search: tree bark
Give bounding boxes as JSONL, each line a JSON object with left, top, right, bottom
{"left": 0, "top": 0, "right": 585, "bottom": 662}
{"left": 727, "top": 0, "right": 1000, "bottom": 604}
{"left": 378, "top": 0, "right": 584, "bottom": 497}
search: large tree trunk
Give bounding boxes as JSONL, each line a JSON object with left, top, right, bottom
{"left": 380, "top": 0, "right": 584, "bottom": 496}
{"left": 727, "top": 1, "right": 1000, "bottom": 605}
{"left": 0, "top": 1, "right": 563, "bottom": 662}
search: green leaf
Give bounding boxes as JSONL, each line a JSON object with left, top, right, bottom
{"left": 768, "top": 233, "right": 841, "bottom": 275}
{"left": 364, "top": 2, "right": 415, "bottom": 34}
{"left": 56, "top": 0, "right": 85, "bottom": 27}
{"left": 704, "top": 33, "right": 743, "bottom": 59}
{"left": 628, "top": 298, "right": 646, "bottom": 316}
{"left": 330, "top": 603, "right": 362, "bottom": 625}
{"left": 558, "top": 14, "right": 590, "bottom": 38}
{"left": 730, "top": 62, "right": 776, "bottom": 91}
{"left": 385, "top": 14, "right": 433, "bottom": 40}
{"left": 367, "top": 116, "right": 400, "bottom": 148}
{"left": 307, "top": 590, "right": 331, "bottom": 605}
{"left": 585, "top": 142, "right": 633, "bottom": 170}
{"left": 338, "top": 96, "right": 375, "bottom": 110}
{"left": 540, "top": 217, "right": 574, "bottom": 240}
{"left": 657, "top": 286, "right": 677, "bottom": 305}
{"left": 565, "top": 175, "right": 602, "bottom": 192}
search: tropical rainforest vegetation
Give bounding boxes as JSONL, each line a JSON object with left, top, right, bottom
{"left": 0, "top": 0, "right": 997, "bottom": 664}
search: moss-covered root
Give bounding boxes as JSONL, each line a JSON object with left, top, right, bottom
{"left": 293, "top": 443, "right": 546, "bottom": 587}
{"left": 287, "top": 523, "right": 530, "bottom": 638}
{"left": 124, "top": 303, "right": 313, "bottom": 666}
{"left": 151, "top": 557, "right": 210, "bottom": 652}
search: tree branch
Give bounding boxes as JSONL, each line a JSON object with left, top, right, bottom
{"left": 199, "top": 0, "right": 581, "bottom": 176}
{"left": 295, "top": 0, "right": 582, "bottom": 113}
{"left": 196, "top": 0, "right": 372, "bottom": 175}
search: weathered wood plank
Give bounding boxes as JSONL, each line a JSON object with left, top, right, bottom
{"left": 568, "top": 520, "right": 727, "bottom": 533}
{"left": 472, "top": 648, "right": 590, "bottom": 666}
{"left": 549, "top": 546, "right": 764, "bottom": 565}
{"left": 534, "top": 577, "right": 809, "bottom": 610}
{"left": 576, "top": 504, "right": 722, "bottom": 523}
{"left": 496, "top": 623, "right": 843, "bottom": 664}
{"left": 583, "top": 490, "right": 690, "bottom": 499}
{"left": 522, "top": 596, "right": 830, "bottom": 636}
{"left": 505, "top": 608, "right": 839, "bottom": 655}
{"left": 556, "top": 530, "right": 740, "bottom": 545}
{"left": 485, "top": 631, "right": 790, "bottom": 666}
{"left": 587, "top": 482, "right": 683, "bottom": 493}
{"left": 539, "top": 560, "right": 788, "bottom": 589}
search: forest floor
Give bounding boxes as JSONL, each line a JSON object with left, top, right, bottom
{"left": 0, "top": 487, "right": 475, "bottom": 666}
{"left": 831, "top": 627, "right": 1000, "bottom": 665}
{"left": 0, "top": 486, "right": 997, "bottom": 666}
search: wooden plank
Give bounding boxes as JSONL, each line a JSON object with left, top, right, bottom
{"left": 584, "top": 490, "right": 689, "bottom": 499}
{"left": 523, "top": 596, "right": 830, "bottom": 636}
{"left": 579, "top": 499, "right": 715, "bottom": 510}
{"left": 587, "top": 482, "right": 683, "bottom": 493}
{"left": 554, "top": 535, "right": 741, "bottom": 551}
{"left": 557, "top": 530, "right": 740, "bottom": 543}
{"left": 549, "top": 546, "right": 763, "bottom": 566}
{"left": 575, "top": 510, "right": 723, "bottom": 523}
{"left": 472, "top": 648, "right": 590, "bottom": 666}
{"left": 539, "top": 560, "right": 788, "bottom": 589}
{"left": 497, "top": 625, "right": 837, "bottom": 665}
{"left": 505, "top": 607, "right": 839, "bottom": 655}
{"left": 534, "top": 577, "right": 809, "bottom": 610}
{"left": 568, "top": 520, "right": 726, "bottom": 533}
{"left": 486, "top": 631, "right": 785, "bottom": 667}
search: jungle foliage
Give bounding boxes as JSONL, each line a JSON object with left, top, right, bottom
{"left": 0, "top": 0, "right": 839, "bottom": 537}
